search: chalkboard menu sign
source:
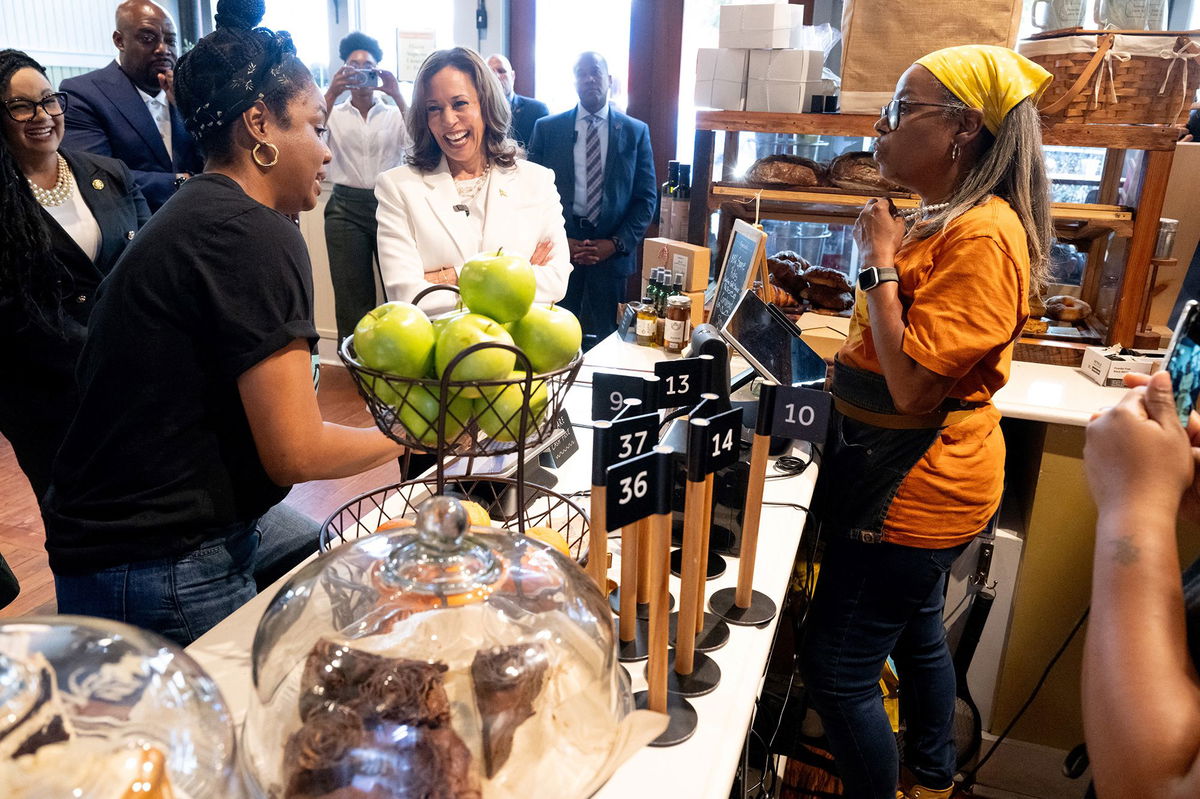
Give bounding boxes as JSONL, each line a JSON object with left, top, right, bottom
{"left": 708, "top": 219, "right": 767, "bottom": 331}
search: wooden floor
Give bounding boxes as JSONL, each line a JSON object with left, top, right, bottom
{"left": 0, "top": 364, "right": 401, "bottom": 619}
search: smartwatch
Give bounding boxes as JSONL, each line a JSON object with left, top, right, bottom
{"left": 857, "top": 266, "right": 899, "bottom": 292}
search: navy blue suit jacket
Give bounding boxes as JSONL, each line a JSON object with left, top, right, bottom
{"left": 528, "top": 104, "right": 656, "bottom": 278}
{"left": 60, "top": 61, "right": 203, "bottom": 212}
{"left": 509, "top": 93, "right": 548, "bottom": 149}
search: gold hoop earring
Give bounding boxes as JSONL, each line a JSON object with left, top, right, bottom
{"left": 951, "top": 142, "right": 960, "bottom": 162}
{"left": 252, "top": 141, "right": 279, "bottom": 168}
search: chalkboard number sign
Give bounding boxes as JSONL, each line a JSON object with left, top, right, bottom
{"left": 592, "top": 372, "right": 647, "bottom": 422}
{"left": 654, "top": 357, "right": 706, "bottom": 409}
{"left": 704, "top": 407, "right": 743, "bottom": 475}
{"left": 605, "top": 447, "right": 673, "bottom": 531}
{"left": 769, "top": 384, "right": 832, "bottom": 444}
{"left": 607, "top": 412, "right": 660, "bottom": 465}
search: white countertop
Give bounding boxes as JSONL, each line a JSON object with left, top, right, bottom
{"left": 186, "top": 340, "right": 816, "bottom": 799}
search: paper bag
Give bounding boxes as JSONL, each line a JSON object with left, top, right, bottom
{"left": 839, "top": 0, "right": 1022, "bottom": 115}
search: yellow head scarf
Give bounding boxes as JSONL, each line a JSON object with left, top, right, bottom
{"left": 915, "top": 45, "right": 1052, "bottom": 134}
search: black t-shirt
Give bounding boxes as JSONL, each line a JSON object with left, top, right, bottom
{"left": 43, "top": 174, "right": 318, "bottom": 575}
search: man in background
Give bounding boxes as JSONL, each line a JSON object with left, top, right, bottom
{"left": 61, "top": 0, "right": 202, "bottom": 211}
{"left": 528, "top": 51, "right": 655, "bottom": 346}
{"left": 487, "top": 53, "right": 548, "bottom": 150}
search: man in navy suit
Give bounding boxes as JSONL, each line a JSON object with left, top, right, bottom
{"left": 528, "top": 51, "right": 656, "bottom": 345}
{"left": 487, "top": 53, "right": 549, "bottom": 150}
{"left": 60, "top": 0, "right": 203, "bottom": 211}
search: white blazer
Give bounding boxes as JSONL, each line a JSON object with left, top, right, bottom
{"left": 375, "top": 156, "right": 572, "bottom": 315}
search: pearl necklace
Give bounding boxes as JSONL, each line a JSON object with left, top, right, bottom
{"left": 454, "top": 165, "right": 490, "bottom": 204}
{"left": 899, "top": 201, "right": 950, "bottom": 221}
{"left": 26, "top": 154, "right": 74, "bottom": 207}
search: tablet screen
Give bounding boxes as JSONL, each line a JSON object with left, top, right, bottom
{"left": 720, "top": 290, "right": 826, "bottom": 387}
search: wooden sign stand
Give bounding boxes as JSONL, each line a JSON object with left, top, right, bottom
{"left": 709, "top": 384, "right": 779, "bottom": 626}
{"left": 589, "top": 421, "right": 613, "bottom": 591}
{"left": 668, "top": 464, "right": 730, "bottom": 653}
{"left": 632, "top": 446, "right": 698, "bottom": 747}
{"left": 616, "top": 519, "right": 650, "bottom": 662}
{"left": 664, "top": 418, "right": 722, "bottom": 697}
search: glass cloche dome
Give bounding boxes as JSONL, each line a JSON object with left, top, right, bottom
{"left": 0, "top": 615, "right": 240, "bottom": 798}
{"left": 242, "top": 495, "right": 635, "bottom": 799}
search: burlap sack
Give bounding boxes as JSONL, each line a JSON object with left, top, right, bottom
{"left": 839, "top": 0, "right": 1022, "bottom": 115}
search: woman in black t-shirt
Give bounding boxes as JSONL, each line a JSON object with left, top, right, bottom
{"left": 44, "top": 0, "right": 404, "bottom": 645}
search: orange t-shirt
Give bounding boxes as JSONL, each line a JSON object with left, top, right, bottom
{"left": 838, "top": 196, "right": 1030, "bottom": 548}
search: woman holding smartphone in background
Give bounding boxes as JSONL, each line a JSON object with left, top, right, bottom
{"left": 323, "top": 32, "right": 410, "bottom": 342}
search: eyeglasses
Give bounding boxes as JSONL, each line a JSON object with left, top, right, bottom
{"left": 4, "top": 93, "right": 68, "bottom": 123}
{"left": 879, "top": 99, "right": 964, "bottom": 132}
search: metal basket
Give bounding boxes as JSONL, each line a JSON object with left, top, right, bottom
{"left": 340, "top": 285, "right": 582, "bottom": 457}
{"left": 319, "top": 476, "right": 591, "bottom": 564}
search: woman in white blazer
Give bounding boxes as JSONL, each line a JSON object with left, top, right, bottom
{"left": 376, "top": 47, "right": 570, "bottom": 315}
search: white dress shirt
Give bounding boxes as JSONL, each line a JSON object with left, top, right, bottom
{"left": 136, "top": 85, "right": 172, "bottom": 162}
{"left": 571, "top": 102, "right": 609, "bottom": 218}
{"left": 45, "top": 170, "right": 101, "bottom": 262}
{"left": 327, "top": 98, "right": 410, "bottom": 190}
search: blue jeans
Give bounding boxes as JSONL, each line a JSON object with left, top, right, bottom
{"left": 800, "top": 537, "right": 969, "bottom": 799}
{"left": 54, "top": 502, "right": 320, "bottom": 646}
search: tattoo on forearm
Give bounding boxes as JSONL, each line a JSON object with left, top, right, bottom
{"left": 1112, "top": 536, "right": 1140, "bottom": 566}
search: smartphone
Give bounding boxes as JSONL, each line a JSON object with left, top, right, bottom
{"left": 346, "top": 68, "right": 378, "bottom": 88}
{"left": 1165, "top": 299, "right": 1200, "bottom": 424}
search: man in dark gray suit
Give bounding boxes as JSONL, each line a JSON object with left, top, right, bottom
{"left": 487, "top": 53, "right": 549, "bottom": 150}
{"left": 528, "top": 52, "right": 656, "bottom": 345}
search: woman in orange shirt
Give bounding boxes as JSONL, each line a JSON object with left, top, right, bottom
{"left": 800, "top": 47, "right": 1054, "bottom": 799}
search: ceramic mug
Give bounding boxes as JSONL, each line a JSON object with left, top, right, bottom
{"left": 1094, "top": 0, "right": 1151, "bottom": 29}
{"left": 1030, "top": 0, "right": 1086, "bottom": 31}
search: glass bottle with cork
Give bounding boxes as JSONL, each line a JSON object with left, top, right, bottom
{"left": 659, "top": 161, "right": 679, "bottom": 235}
{"left": 665, "top": 294, "right": 692, "bottom": 353}
{"left": 670, "top": 164, "right": 691, "bottom": 242}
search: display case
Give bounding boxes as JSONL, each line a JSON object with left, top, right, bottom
{"left": 688, "top": 110, "right": 1180, "bottom": 351}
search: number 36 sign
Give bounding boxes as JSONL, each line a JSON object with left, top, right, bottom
{"left": 605, "top": 447, "right": 673, "bottom": 531}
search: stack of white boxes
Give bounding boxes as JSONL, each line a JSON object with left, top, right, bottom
{"left": 694, "top": 2, "right": 827, "bottom": 114}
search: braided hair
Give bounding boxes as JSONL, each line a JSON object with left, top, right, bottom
{"left": 0, "top": 49, "right": 65, "bottom": 335}
{"left": 174, "top": 0, "right": 312, "bottom": 162}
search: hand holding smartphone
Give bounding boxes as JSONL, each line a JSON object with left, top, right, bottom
{"left": 1165, "top": 299, "right": 1200, "bottom": 425}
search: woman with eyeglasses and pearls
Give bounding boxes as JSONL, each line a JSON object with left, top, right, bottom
{"left": 42, "top": 0, "right": 405, "bottom": 645}
{"left": 799, "top": 47, "right": 1054, "bottom": 799}
{"left": 0, "top": 50, "right": 148, "bottom": 511}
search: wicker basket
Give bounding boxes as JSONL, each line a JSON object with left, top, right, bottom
{"left": 1020, "top": 33, "right": 1200, "bottom": 125}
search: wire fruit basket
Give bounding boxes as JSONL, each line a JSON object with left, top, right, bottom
{"left": 319, "top": 475, "right": 591, "bottom": 564}
{"left": 339, "top": 286, "right": 582, "bottom": 458}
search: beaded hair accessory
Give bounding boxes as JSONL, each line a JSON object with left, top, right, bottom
{"left": 184, "top": 29, "right": 296, "bottom": 138}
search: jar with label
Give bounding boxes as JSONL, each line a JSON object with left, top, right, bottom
{"left": 665, "top": 294, "right": 692, "bottom": 353}
{"left": 635, "top": 297, "right": 657, "bottom": 347}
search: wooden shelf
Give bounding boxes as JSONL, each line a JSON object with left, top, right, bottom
{"left": 695, "top": 110, "right": 1184, "bottom": 151}
{"left": 709, "top": 183, "right": 1135, "bottom": 237}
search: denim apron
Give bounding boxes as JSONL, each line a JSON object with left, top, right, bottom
{"left": 813, "top": 359, "right": 982, "bottom": 543}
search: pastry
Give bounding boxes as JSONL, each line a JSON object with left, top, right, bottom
{"left": 801, "top": 265, "right": 853, "bottom": 293}
{"left": 1043, "top": 295, "right": 1091, "bottom": 322}
{"left": 828, "top": 151, "right": 904, "bottom": 192}
{"left": 0, "top": 653, "right": 72, "bottom": 761}
{"left": 1023, "top": 318, "right": 1050, "bottom": 335}
{"left": 286, "top": 638, "right": 478, "bottom": 799}
{"left": 766, "top": 253, "right": 810, "bottom": 304}
{"left": 745, "top": 155, "right": 824, "bottom": 187}
{"left": 761, "top": 280, "right": 797, "bottom": 307}
{"left": 801, "top": 285, "right": 854, "bottom": 311}
{"left": 471, "top": 643, "right": 549, "bottom": 777}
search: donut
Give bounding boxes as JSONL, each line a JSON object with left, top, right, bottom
{"left": 1043, "top": 295, "right": 1092, "bottom": 322}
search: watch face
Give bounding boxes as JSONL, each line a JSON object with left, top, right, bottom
{"left": 858, "top": 267, "right": 878, "bottom": 292}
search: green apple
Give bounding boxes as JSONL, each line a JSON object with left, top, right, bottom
{"left": 507, "top": 304, "right": 582, "bottom": 373}
{"left": 435, "top": 313, "right": 517, "bottom": 393}
{"left": 430, "top": 309, "right": 469, "bottom": 338}
{"left": 458, "top": 249, "right": 536, "bottom": 323}
{"left": 396, "top": 385, "right": 473, "bottom": 446}
{"left": 474, "top": 371, "right": 549, "bottom": 442}
{"left": 353, "top": 302, "right": 435, "bottom": 378}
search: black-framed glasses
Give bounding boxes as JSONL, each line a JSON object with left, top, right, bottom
{"left": 4, "top": 92, "right": 68, "bottom": 123}
{"left": 880, "top": 99, "right": 963, "bottom": 132}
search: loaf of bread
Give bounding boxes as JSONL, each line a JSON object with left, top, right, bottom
{"left": 828, "top": 151, "right": 904, "bottom": 193}
{"left": 745, "top": 155, "right": 825, "bottom": 187}
{"left": 802, "top": 264, "right": 852, "bottom": 293}
{"left": 801, "top": 284, "right": 854, "bottom": 311}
